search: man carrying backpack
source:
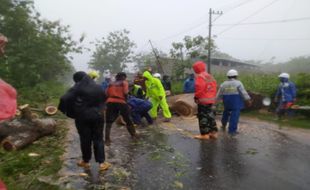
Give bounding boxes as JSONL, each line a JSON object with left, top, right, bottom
{"left": 58, "top": 71, "right": 111, "bottom": 171}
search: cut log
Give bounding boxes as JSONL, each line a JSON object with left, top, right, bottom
{"left": 167, "top": 93, "right": 197, "bottom": 118}
{"left": 248, "top": 91, "right": 265, "bottom": 110}
{"left": 2, "top": 131, "right": 39, "bottom": 151}
{"left": 44, "top": 106, "right": 58, "bottom": 115}
{"left": 19, "top": 104, "right": 33, "bottom": 121}
{"left": 0, "top": 118, "right": 56, "bottom": 151}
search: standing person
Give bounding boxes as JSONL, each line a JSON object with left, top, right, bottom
{"left": 162, "top": 75, "right": 171, "bottom": 90}
{"left": 101, "top": 76, "right": 111, "bottom": 91}
{"left": 183, "top": 73, "right": 195, "bottom": 93}
{"left": 127, "top": 96, "right": 153, "bottom": 126}
{"left": 105, "top": 72, "right": 138, "bottom": 146}
{"left": 274, "top": 73, "right": 297, "bottom": 119}
{"left": 58, "top": 71, "right": 110, "bottom": 171}
{"left": 143, "top": 71, "right": 171, "bottom": 122}
{"left": 134, "top": 72, "right": 147, "bottom": 92}
{"left": 216, "top": 69, "right": 251, "bottom": 135}
{"left": 192, "top": 61, "right": 218, "bottom": 139}
{"left": 0, "top": 34, "right": 16, "bottom": 123}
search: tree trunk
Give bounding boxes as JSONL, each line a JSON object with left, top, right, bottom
{"left": 2, "top": 131, "right": 39, "bottom": 151}
{"left": 167, "top": 93, "right": 197, "bottom": 118}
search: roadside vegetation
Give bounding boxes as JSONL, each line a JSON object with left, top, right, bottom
{"left": 0, "top": 119, "right": 67, "bottom": 190}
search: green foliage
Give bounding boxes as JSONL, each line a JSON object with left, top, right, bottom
{"left": 0, "top": 120, "right": 68, "bottom": 190}
{"left": 172, "top": 72, "right": 309, "bottom": 107}
{"left": 294, "top": 73, "right": 310, "bottom": 105}
{"left": 17, "top": 81, "right": 67, "bottom": 106}
{"left": 169, "top": 35, "right": 215, "bottom": 79}
{"left": 89, "top": 29, "right": 136, "bottom": 74}
{"left": 0, "top": 0, "right": 78, "bottom": 88}
{"left": 170, "top": 35, "right": 214, "bottom": 60}
{"left": 261, "top": 56, "right": 310, "bottom": 73}
{"left": 133, "top": 52, "right": 156, "bottom": 71}
{"left": 171, "top": 80, "right": 183, "bottom": 94}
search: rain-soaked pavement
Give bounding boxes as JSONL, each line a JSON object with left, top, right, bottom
{"left": 58, "top": 116, "right": 310, "bottom": 190}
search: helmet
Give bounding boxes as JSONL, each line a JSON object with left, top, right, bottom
{"left": 88, "top": 70, "right": 100, "bottom": 79}
{"left": 153, "top": 73, "right": 161, "bottom": 79}
{"left": 278, "top": 73, "right": 289, "bottom": 79}
{"left": 227, "top": 69, "right": 238, "bottom": 77}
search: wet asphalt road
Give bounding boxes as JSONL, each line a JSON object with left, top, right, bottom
{"left": 59, "top": 117, "right": 310, "bottom": 190}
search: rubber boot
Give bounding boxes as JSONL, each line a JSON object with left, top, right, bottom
{"left": 126, "top": 125, "right": 138, "bottom": 140}
{"left": 105, "top": 123, "right": 112, "bottom": 146}
{"left": 209, "top": 131, "right": 218, "bottom": 139}
{"left": 194, "top": 134, "right": 210, "bottom": 140}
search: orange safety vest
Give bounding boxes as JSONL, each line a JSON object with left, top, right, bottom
{"left": 195, "top": 73, "right": 217, "bottom": 105}
{"left": 106, "top": 80, "right": 128, "bottom": 104}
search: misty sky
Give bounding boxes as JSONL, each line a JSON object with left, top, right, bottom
{"left": 33, "top": 0, "right": 310, "bottom": 71}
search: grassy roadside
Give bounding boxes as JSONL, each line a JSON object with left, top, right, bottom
{"left": 242, "top": 110, "right": 310, "bottom": 129}
{"left": 0, "top": 119, "right": 68, "bottom": 190}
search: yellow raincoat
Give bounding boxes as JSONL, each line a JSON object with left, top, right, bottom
{"left": 143, "top": 71, "right": 171, "bottom": 119}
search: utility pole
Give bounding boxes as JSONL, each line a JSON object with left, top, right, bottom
{"left": 149, "top": 40, "right": 165, "bottom": 74}
{"left": 208, "top": 8, "right": 222, "bottom": 74}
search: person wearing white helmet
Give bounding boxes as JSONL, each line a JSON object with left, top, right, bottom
{"left": 274, "top": 72, "right": 296, "bottom": 119}
{"left": 216, "top": 69, "right": 251, "bottom": 135}
{"left": 153, "top": 73, "right": 161, "bottom": 79}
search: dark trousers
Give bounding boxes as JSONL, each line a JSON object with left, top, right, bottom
{"left": 221, "top": 109, "right": 240, "bottom": 134}
{"left": 197, "top": 104, "right": 217, "bottom": 135}
{"left": 75, "top": 119, "right": 105, "bottom": 163}
{"left": 105, "top": 102, "right": 136, "bottom": 137}
{"left": 131, "top": 111, "right": 153, "bottom": 125}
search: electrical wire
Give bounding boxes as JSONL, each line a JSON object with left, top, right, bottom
{"left": 215, "top": 0, "right": 281, "bottom": 36}
{"left": 156, "top": 0, "right": 257, "bottom": 42}
{"left": 216, "top": 37, "right": 310, "bottom": 41}
{"left": 214, "top": 16, "right": 310, "bottom": 26}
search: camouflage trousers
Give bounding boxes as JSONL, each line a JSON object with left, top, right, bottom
{"left": 197, "top": 104, "right": 217, "bottom": 135}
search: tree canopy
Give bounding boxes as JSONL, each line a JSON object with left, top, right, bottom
{"left": 88, "top": 29, "right": 136, "bottom": 75}
{"left": 0, "top": 0, "right": 80, "bottom": 88}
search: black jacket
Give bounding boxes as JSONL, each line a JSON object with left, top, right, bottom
{"left": 59, "top": 76, "right": 106, "bottom": 121}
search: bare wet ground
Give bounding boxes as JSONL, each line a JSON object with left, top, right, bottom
{"left": 59, "top": 117, "right": 310, "bottom": 190}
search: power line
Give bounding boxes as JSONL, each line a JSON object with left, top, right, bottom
{"left": 158, "top": 20, "right": 207, "bottom": 42}
{"left": 216, "top": 37, "right": 310, "bottom": 41}
{"left": 214, "top": 16, "right": 310, "bottom": 26}
{"left": 215, "top": 0, "right": 280, "bottom": 36}
{"left": 157, "top": 0, "right": 255, "bottom": 42}
{"left": 218, "top": 0, "right": 254, "bottom": 18}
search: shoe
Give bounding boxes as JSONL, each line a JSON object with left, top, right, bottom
{"left": 99, "top": 162, "right": 111, "bottom": 171}
{"left": 105, "top": 139, "right": 112, "bottom": 146}
{"left": 194, "top": 134, "right": 210, "bottom": 140}
{"left": 77, "top": 161, "right": 90, "bottom": 169}
{"left": 229, "top": 131, "right": 239, "bottom": 136}
{"left": 209, "top": 132, "right": 218, "bottom": 139}
{"left": 132, "top": 133, "right": 140, "bottom": 140}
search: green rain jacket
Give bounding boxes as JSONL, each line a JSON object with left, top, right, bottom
{"left": 143, "top": 71, "right": 166, "bottom": 99}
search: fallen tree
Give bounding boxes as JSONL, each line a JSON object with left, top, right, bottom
{"left": 0, "top": 105, "right": 56, "bottom": 151}
{"left": 167, "top": 93, "right": 197, "bottom": 118}
{"left": 167, "top": 92, "right": 265, "bottom": 118}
